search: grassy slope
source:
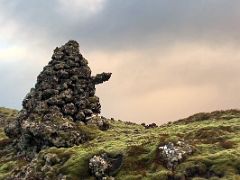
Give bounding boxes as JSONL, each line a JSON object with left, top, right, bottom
{"left": 0, "top": 107, "right": 18, "bottom": 179}
{"left": 0, "top": 108, "right": 239, "bottom": 180}
{"left": 0, "top": 107, "right": 18, "bottom": 140}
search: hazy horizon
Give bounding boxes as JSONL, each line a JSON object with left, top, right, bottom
{"left": 1, "top": 0, "right": 240, "bottom": 124}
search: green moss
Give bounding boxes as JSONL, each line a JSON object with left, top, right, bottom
{"left": 0, "top": 107, "right": 18, "bottom": 118}
{"left": 0, "top": 161, "right": 16, "bottom": 180}
{"left": 118, "top": 174, "right": 143, "bottom": 180}
{"left": 63, "top": 115, "right": 239, "bottom": 179}
{"left": 192, "top": 178, "right": 208, "bottom": 180}
{"left": 0, "top": 129, "right": 7, "bottom": 141}
{"left": 0, "top": 109, "right": 240, "bottom": 179}
{"left": 144, "top": 170, "right": 172, "bottom": 180}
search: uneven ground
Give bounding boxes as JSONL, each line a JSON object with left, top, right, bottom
{"left": 0, "top": 107, "right": 240, "bottom": 180}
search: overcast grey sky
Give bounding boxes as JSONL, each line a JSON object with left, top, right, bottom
{"left": 1, "top": 0, "right": 240, "bottom": 124}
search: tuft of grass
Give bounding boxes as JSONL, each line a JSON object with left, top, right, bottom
{"left": 0, "top": 107, "right": 18, "bottom": 126}
{"left": 0, "top": 130, "right": 7, "bottom": 141}
{"left": 0, "top": 161, "right": 16, "bottom": 180}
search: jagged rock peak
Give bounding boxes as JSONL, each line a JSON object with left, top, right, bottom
{"left": 4, "top": 40, "right": 112, "bottom": 155}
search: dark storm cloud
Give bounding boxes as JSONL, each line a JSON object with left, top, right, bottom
{"left": 2, "top": 0, "right": 240, "bottom": 50}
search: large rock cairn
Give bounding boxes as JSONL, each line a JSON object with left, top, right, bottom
{"left": 5, "top": 40, "right": 111, "bottom": 155}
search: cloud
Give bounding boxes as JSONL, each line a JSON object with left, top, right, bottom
{"left": 1, "top": 0, "right": 240, "bottom": 50}
{"left": 57, "top": 0, "right": 106, "bottom": 19}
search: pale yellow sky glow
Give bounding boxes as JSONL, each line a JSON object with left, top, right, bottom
{"left": 88, "top": 42, "right": 240, "bottom": 123}
{"left": 0, "top": 1, "right": 240, "bottom": 124}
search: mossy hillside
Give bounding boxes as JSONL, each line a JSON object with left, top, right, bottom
{"left": 30, "top": 118, "right": 240, "bottom": 179}
{"left": 0, "top": 107, "right": 18, "bottom": 141}
{"left": 0, "top": 110, "right": 240, "bottom": 179}
{"left": 0, "top": 107, "right": 18, "bottom": 119}
{"left": 0, "top": 131, "right": 7, "bottom": 141}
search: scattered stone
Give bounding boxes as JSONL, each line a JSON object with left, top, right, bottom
{"left": 87, "top": 115, "right": 110, "bottom": 131}
{"left": 158, "top": 141, "right": 194, "bottom": 170}
{"left": 8, "top": 152, "right": 69, "bottom": 180}
{"left": 89, "top": 153, "right": 123, "bottom": 180}
{"left": 141, "top": 123, "right": 158, "bottom": 129}
{"left": 4, "top": 40, "right": 112, "bottom": 156}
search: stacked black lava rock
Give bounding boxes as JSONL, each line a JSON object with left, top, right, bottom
{"left": 5, "top": 40, "right": 111, "bottom": 155}
{"left": 24, "top": 40, "right": 111, "bottom": 122}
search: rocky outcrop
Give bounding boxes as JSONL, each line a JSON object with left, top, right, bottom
{"left": 89, "top": 153, "right": 123, "bottom": 180}
{"left": 7, "top": 152, "right": 69, "bottom": 180}
{"left": 141, "top": 122, "right": 158, "bottom": 129}
{"left": 4, "top": 40, "right": 111, "bottom": 155}
{"left": 158, "top": 141, "right": 194, "bottom": 170}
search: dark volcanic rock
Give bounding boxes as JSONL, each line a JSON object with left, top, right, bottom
{"left": 4, "top": 40, "right": 111, "bottom": 156}
{"left": 89, "top": 153, "right": 123, "bottom": 180}
{"left": 158, "top": 141, "right": 194, "bottom": 170}
{"left": 141, "top": 123, "right": 158, "bottom": 129}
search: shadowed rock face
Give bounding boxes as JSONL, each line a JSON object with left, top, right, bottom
{"left": 4, "top": 40, "right": 111, "bottom": 155}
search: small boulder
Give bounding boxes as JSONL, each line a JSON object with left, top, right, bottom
{"left": 89, "top": 153, "right": 123, "bottom": 180}
{"left": 158, "top": 140, "right": 194, "bottom": 170}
